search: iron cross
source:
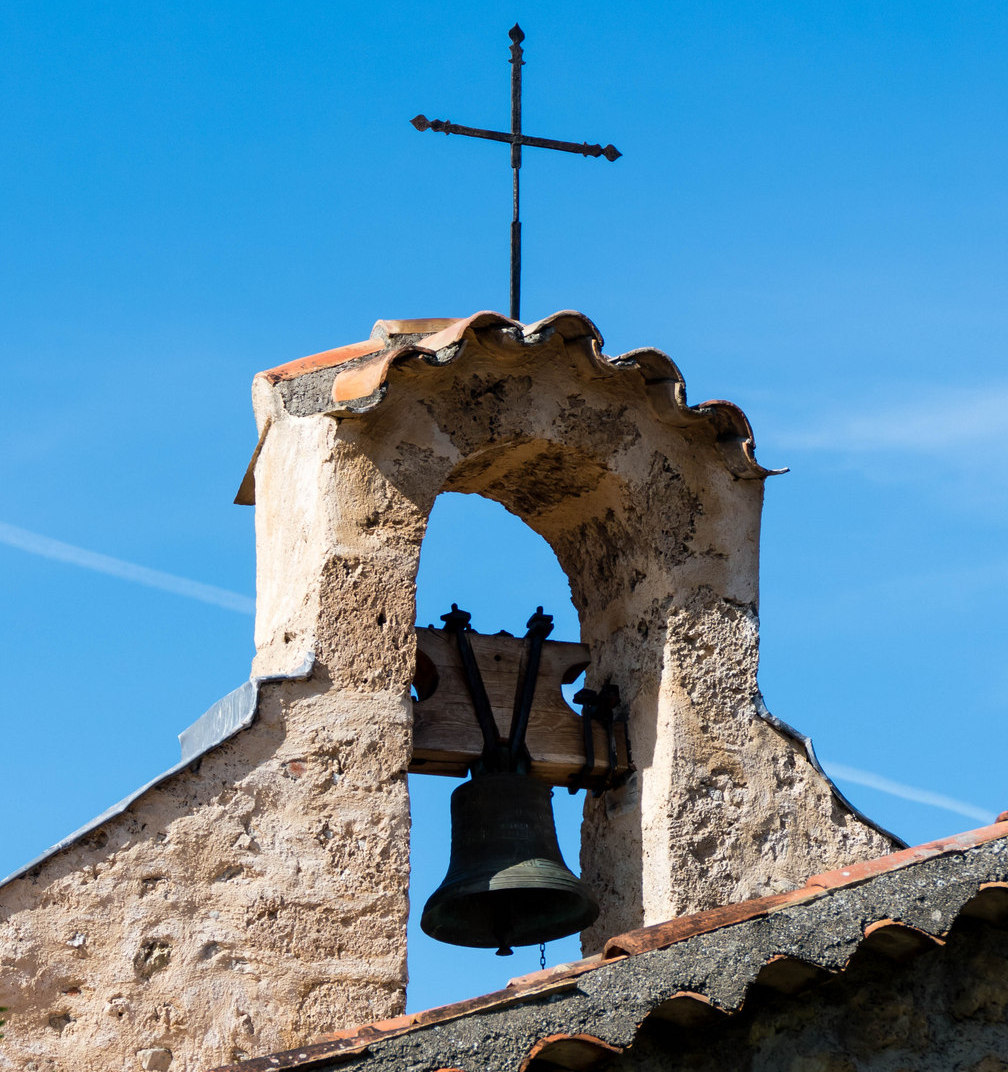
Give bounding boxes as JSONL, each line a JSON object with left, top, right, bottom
{"left": 411, "top": 25, "right": 621, "bottom": 322}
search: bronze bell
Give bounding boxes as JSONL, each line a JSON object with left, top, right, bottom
{"left": 421, "top": 771, "right": 599, "bottom": 955}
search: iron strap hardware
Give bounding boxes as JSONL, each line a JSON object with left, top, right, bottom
{"left": 569, "top": 681, "right": 635, "bottom": 796}
{"left": 441, "top": 604, "right": 503, "bottom": 773}
{"left": 507, "top": 606, "right": 554, "bottom": 773}
{"left": 441, "top": 603, "right": 633, "bottom": 790}
{"left": 441, "top": 604, "right": 556, "bottom": 776}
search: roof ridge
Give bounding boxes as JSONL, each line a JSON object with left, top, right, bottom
{"left": 240, "top": 311, "right": 782, "bottom": 510}
{"left": 206, "top": 818, "right": 1008, "bottom": 1072}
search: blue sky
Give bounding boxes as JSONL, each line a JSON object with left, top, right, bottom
{"left": 2, "top": 0, "right": 1006, "bottom": 1013}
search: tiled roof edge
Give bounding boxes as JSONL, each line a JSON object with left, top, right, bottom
{"left": 328, "top": 311, "right": 779, "bottom": 480}
{"left": 206, "top": 820, "right": 1008, "bottom": 1072}
{"left": 603, "top": 816, "right": 1008, "bottom": 959}
{"left": 242, "top": 313, "right": 782, "bottom": 501}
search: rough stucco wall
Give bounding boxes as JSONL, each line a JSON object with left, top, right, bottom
{"left": 0, "top": 677, "right": 411, "bottom": 1072}
{"left": 603, "top": 921, "right": 1008, "bottom": 1072}
{"left": 285, "top": 329, "right": 894, "bottom": 951}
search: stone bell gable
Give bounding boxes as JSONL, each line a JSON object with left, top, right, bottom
{"left": 241, "top": 308, "right": 897, "bottom": 948}
{"left": 0, "top": 310, "right": 897, "bottom": 1072}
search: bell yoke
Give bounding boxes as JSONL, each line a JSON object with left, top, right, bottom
{"left": 420, "top": 605, "right": 600, "bottom": 956}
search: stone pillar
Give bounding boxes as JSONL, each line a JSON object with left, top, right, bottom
{"left": 247, "top": 409, "right": 427, "bottom": 1006}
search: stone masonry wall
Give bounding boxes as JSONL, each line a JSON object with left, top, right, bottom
{"left": 0, "top": 675, "right": 411, "bottom": 1072}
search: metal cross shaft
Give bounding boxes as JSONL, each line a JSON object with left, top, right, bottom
{"left": 410, "top": 24, "right": 620, "bottom": 322}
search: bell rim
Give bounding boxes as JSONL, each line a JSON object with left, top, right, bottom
{"left": 420, "top": 885, "right": 600, "bottom": 949}
{"left": 420, "top": 770, "right": 600, "bottom": 950}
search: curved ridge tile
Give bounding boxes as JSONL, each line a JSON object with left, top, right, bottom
{"left": 417, "top": 309, "right": 518, "bottom": 352}
{"left": 859, "top": 920, "right": 946, "bottom": 962}
{"left": 261, "top": 337, "right": 386, "bottom": 384}
{"left": 525, "top": 309, "right": 605, "bottom": 346}
{"left": 643, "top": 990, "right": 727, "bottom": 1028}
{"left": 331, "top": 344, "right": 432, "bottom": 411}
{"left": 371, "top": 317, "right": 462, "bottom": 342}
{"left": 316, "top": 310, "right": 779, "bottom": 478}
{"left": 958, "top": 881, "right": 1008, "bottom": 926}
{"left": 521, "top": 1033, "right": 622, "bottom": 1072}
{"left": 750, "top": 955, "right": 835, "bottom": 995}
{"left": 609, "top": 346, "right": 685, "bottom": 383}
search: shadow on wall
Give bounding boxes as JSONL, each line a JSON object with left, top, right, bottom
{"left": 406, "top": 492, "right": 589, "bottom": 1013}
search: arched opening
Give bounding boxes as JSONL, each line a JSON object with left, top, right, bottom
{"left": 406, "top": 491, "right": 588, "bottom": 1012}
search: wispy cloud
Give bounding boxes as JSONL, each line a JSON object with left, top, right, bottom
{"left": 0, "top": 521, "right": 255, "bottom": 615}
{"left": 767, "top": 384, "right": 1008, "bottom": 454}
{"left": 822, "top": 760, "right": 994, "bottom": 824}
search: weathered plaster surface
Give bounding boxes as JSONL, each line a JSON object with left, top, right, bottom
{"left": 0, "top": 679, "right": 411, "bottom": 1071}
{"left": 247, "top": 318, "right": 894, "bottom": 948}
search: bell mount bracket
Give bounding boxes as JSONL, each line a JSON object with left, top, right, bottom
{"left": 438, "top": 603, "right": 632, "bottom": 789}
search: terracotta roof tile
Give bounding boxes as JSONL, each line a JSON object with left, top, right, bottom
{"left": 750, "top": 955, "right": 834, "bottom": 995}
{"left": 519, "top": 1033, "right": 621, "bottom": 1071}
{"left": 330, "top": 344, "right": 426, "bottom": 407}
{"left": 260, "top": 338, "right": 387, "bottom": 384}
{"left": 859, "top": 919, "right": 946, "bottom": 962}
{"left": 644, "top": 990, "right": 728, "bottom": 1027}
{"left": 372, "top": 318, "right": 462, "bottom": 338}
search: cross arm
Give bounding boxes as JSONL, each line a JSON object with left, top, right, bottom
{"left": 411, "top": 114, "right": 621, "bottom": 161}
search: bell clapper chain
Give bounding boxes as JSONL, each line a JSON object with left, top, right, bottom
{"left": 539, "top": 942, "right": 546, "bottom": 970}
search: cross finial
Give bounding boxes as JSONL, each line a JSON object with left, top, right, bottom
{"left": 411, "top": 26, "right": 620, "bottom": 321}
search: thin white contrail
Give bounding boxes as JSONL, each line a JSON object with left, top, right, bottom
{"left": 768, "top": 383, "right": 1008, "bottom": 454}
{"left": 1, "top": 524, "right": 994, "bottom": 823}
{"left": 823, "top": 760, "right": 993, "bottom": 824}
{"left": 0, "top": 521, "right": 255, "bottom": 615}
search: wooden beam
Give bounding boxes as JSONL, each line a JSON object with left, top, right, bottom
{"left": 410, "top": 627, "right": 630, "bottom": 789}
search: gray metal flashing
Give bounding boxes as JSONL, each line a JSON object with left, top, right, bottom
{"left": 176, "top": 650, "right": 312, "bottom": 760}
{"left": 0, "top": 652, "right": 315, "bottom": 889}
{"left": 754, "top": 691, "right": 908, "bottom": 849}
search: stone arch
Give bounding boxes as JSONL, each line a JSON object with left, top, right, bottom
{"left": 247, "top": 311, "right": 896, "bottom": 957}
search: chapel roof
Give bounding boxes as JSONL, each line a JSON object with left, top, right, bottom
{"left": 237, "top": 311, "right": 782, "bottom": 505}
{"left": 208, "top": 815, "right": 1008, "bottom": 1072}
